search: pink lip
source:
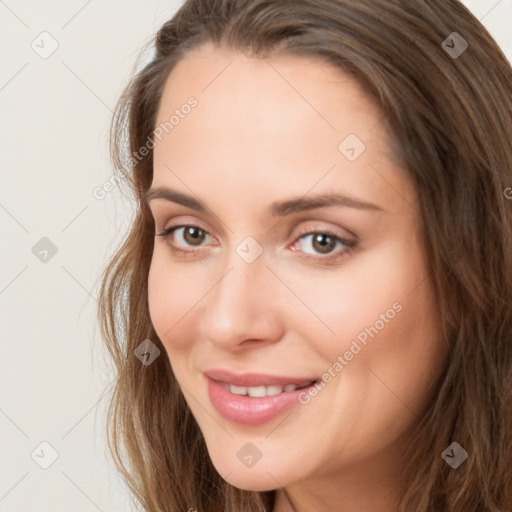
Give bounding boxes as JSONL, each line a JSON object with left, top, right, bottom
{"left": 204, "top": 368, "right": 319, "bottom": 387}
{"left": 205, "top": 370, "right": 320, "bottom": 425}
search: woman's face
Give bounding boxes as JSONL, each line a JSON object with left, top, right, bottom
{"left": 147, "top": 46, "right": 448, "bottom": 498}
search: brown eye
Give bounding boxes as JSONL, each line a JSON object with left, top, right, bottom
{"left": 181, "top": 226, "right": 207, "bottom": 246}
{"left": 310, "top": 233, "right": 338, "bottom": 254}
{"left": 155, "top": 224, "right": 213, "bottom": 252}
{"left": 295, "top": 231, "right": 349, "bottom": 256}
{"left": 291, "top": 229, "right": 357, "bottom": 264}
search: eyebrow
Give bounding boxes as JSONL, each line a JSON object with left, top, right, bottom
{"left": 145, "top": 186, "right": 384, "bottom": 216}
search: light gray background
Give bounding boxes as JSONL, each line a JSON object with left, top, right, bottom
{"left": 0, "top": 1, "right": 511, "bottom": 510}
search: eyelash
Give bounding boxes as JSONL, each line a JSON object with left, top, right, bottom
{"left": 154, "top": 224, "right": 357, "bottom": 264}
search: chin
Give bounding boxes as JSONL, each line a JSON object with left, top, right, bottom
{"left": 210, "top": 456, "right": 287, "bottom": 491}
{"left": 222, "top": 472, "right": 281, "bottom": 492}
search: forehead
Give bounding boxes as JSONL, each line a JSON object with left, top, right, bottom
{"left": 152, "top": 47, "right": 413, "bottom": 214}
{"left": 156, "top": 47, "right": 394, "bottom": 152}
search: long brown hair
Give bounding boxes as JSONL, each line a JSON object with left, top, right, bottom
{"left": 98, "top": 1, "right": 512, "bottom": 510}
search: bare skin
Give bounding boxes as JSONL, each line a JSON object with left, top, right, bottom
{"left": 147, "top": 44, "right": 449, "bottom": 512}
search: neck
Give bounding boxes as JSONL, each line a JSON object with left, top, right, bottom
{"left": 271, "top": 434, "right": 409, "bottom": 512}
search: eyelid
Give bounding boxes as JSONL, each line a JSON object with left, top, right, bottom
{"left": 154, "top": 219, "right": 357, "bottom": 264}
{"left": 153, "top": 215, "right": 214, "bottom": 238}
{"left": 154, "top": 218, "right": 353, "bottom": 244}
{"left": 290, "top": 227, "right": 357, "bottom": 263}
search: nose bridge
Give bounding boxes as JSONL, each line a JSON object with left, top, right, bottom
{"left": 215, "top": 234, "right": 271, "bottom": 304}
{"left": 200, "top": 239, "right": 282, "bottom": 347}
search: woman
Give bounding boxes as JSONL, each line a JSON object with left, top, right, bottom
{"left": 98, "top": 1, "right": 512, "bottom": 510}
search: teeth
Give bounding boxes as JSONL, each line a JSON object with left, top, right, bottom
{"left": 247, "top": 386, "right": 268, "bottom": 398}
{"left": 228, "top": 381, "right": 315, "bottom": 397}
{"left": 230, "top": 385, "right": 248, "bottom": 395}
{"left": 266, "top": 385, "right": 284, "bottom": 396}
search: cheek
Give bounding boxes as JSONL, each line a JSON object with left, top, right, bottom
{"left": 147, "top": 251, "right": 197, "bottom": 352}
{"left": 147, "top": 255, "right": 169, "bottom": 335}
{"left": 283, "top": 250, "right": 415, "bottom": 350}
{"left": 293, "top": 241, "right": 444, "bottom": 389}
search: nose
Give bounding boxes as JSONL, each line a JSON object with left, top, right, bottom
{"left": 199, "top": 248, "right": 285, "bottom": 351}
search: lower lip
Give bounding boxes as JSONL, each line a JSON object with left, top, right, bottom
{"left": 206, "top": 376, "right": 318, "bottom": 425}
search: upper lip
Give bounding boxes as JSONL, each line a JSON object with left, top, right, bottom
{"left": 205, "top": 368, "right": 319, "bottom": 387}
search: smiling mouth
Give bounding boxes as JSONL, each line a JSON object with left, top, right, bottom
{"left": 216, "top": 379, "right": 319, "bottom": 397}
